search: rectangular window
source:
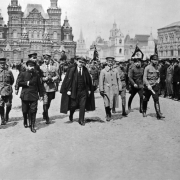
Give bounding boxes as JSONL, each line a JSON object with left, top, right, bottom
{"left": 171, "top": 50, "right": 173, "bottom": 56}
{"left": 0, "top": 32, "right": 2, "bottom": 38}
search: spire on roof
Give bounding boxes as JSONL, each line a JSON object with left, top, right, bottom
{"left": 79, "top": 29, "right": 84, "bottom": 41}
{"left": 65, "top": 12, "right": 68, "bottom": 20}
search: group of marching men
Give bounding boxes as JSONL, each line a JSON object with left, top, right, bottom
{"left": 0, "top": 49, "right": 165, "bottom": 133}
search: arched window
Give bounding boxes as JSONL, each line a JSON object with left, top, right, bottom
{"left": 39, "top": 31, "right": 42, "bottom": 39}
{"left": 119, "top": 49, "right": 122, "bottom": 54}
{"left": 13, "top": 30, "right": 17, "bottom": 38}
{"left": 34, "top": 31, "right": 37, "bottom": 39}
{"left": 53, "top": 32, "right": 58, "bottom": 39}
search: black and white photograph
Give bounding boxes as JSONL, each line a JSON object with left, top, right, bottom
{"left": 0, "top": 0, "right": 180, "bottom": 179}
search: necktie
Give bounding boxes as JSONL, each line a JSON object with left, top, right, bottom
{"left": 79, "top": 67, "right": 81, "bottom": 75}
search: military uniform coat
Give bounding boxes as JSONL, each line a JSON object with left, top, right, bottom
{"left": 99, "top": 66, "right": 122, "bottom": 108}
{"left": 40, "top": 63, "right": 59, "bottom": 92}
{"left": 18, "top": 70, "right": 43, "bottom": 101}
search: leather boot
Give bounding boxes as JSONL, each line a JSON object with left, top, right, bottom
{"left": 105, "top": 107, "right": 111, "bottom": 122}
{"left": 5, "top": 106, "right": 11, "bottom": 123}
{"left": 43, "top": 105, "right": 50, "bottom": 124}
{"left": 142, "top": 101, "right": 148, "bottom": 117}
{"left": 23, "top": 113, "right": 28, "bottom": 128}
{"left": 31, "top": 113, "right": 36, "bottom": 133}
{"left": 139, "top": 98, "right": 143, "bottom": 113}
{"left": 122, "top": 98, "right": 128, "bottom": 116}
{"left": 69, "top": 109, "right": 75, "bottom": 122}
{"left": 122, "top": 104, "right": 128, "bottom": 116}
{"left": 128, "top": 97, "right": 132, "bottom": 110}
{"left": 0, "top": 107, "right": 6, "bottom": 125}
{"left": 154, "top": 102, "right": 165, "bottom": 120}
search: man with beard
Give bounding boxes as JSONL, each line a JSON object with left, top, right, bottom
{"left": 18, "top": 59, "right": 43, "bottom": 133}
{"left": 40, "top": 53, "right": 59, "bottom": 124}
{"left": 60, "top": 57, "right": 95, "bottom": 126}
{"left": 143, "top": 55, "right": 165, "bottom": 120}
{"left": 0, "top": 58, "right": 14, "bottom": 125}
{"left": 99, "top": 57, "right": 122, "bottom": 121}
{"left": 128, "top": 58, "right": 144, "bottom": 113}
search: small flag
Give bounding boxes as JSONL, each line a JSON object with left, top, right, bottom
{"left": 131, "top": 45, "right": 144, "bottom": 60}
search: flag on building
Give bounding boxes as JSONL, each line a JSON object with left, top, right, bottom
{"left": 131, "top": 45, "right": 144, "bottom": 60}
{"left": 154, "top": 43, "right": 158, "bottom": 57}
{"left": 93, "top": 45, "right": 99, "bottom": 61}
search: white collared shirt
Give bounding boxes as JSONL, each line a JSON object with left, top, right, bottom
{"left": 77, "top": 66, "right": 82, "bottom": 75}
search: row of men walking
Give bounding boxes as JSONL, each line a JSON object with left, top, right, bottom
{"left": 0, "top": 52, "right": 165, "bottom": 133}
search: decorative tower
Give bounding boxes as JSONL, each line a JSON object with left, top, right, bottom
{"left": 61, "top": 14, "right": 76, "bottom": 59}
{"left": 61, "top": 14, "right": 73, "bottom": 42}
{"left": 47, "top": 0, "right": 61, "bottom": 46}
{"left": 7, "top": 0, "right": 23, "bottom": 43}
{"left": 76, "top": 29, "right": 87, "bottom": 57}
{"left": 109, "top": 21, "right": 125, "bottom": 61}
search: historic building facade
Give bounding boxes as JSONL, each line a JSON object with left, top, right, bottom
{"left": 0, "top": 0, "right": 76, "bottom": 62}
{"left": 158, "top": 21, "right": 180, "bottom": 59}
{"left": 89, "top": 22, "right": 125, "bottom": 62}
{"left": 124, "top": 33, "right": 157, "bottom": 60}
{"left": 76, "top": 30, "right": 88, "bottom": 58}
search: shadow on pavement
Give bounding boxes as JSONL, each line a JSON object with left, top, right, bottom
{"left": 0, "top": 122, "right": 18, "bottom": 129}
{"left": 65, "top": 117, "right": 105, "bottom": 124}
{"left": 112, "top": 114, "right": 128, "bottom": 121}
{"left": 147, "top": 113, "right": 157, "bottom": 118}
{"left": 36, "top": 121, "right": 56, "bottom": 130}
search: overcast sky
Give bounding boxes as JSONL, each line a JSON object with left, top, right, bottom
{"left": 1, "top": 0, "right": 180, "bottom": 47}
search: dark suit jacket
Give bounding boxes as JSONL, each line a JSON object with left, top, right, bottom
{"left": 60, "top": 65, "right": 95, "bottom": 114}
{"left": 18, "top": 70, "right": 43, "bottom": 101}
{"left": 173, "top": 65, "right": 180, "bottom": 83}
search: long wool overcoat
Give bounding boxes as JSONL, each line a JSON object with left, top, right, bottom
{"left": 60, "top": 65, "right": 95, "bottom": 114}
{"left": 99, "top": 66, "right": 122, "bottom": 108}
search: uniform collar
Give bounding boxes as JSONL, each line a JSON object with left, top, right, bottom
{"left": 105, "top": 65, "right": 114, "bottom": 72}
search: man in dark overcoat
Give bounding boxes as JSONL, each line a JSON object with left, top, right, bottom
{"left": 18, "top": 59, "right": 43, "bottom": 133}
{"left": 60, "top": 57, "right": 95, "bottom": 126}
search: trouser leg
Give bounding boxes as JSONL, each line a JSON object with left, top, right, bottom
{"left": 138, "top": 89, "right": 144, "bottom": 113}
{"left": 121, "top": 89, "right": 127, "bottom": 116}
{"left": 142, "top": 88, "right": 151, "bottom": 117}
{"left": 29, "top": 101, "right": 38, "bottom": 133}
{"left": 128, "top": 88, "right": 137, "bottom": 110}
{"left": 43, "top": 104, "right": 50, "bottom": 124}
{"left": 22, "top": 100, "right": 29, "bottom": 127}
{"left": 0, "top": 106, "right": 5, "bottom": 125}
{"left": 79, "top": 90, "right": 87, "bottom": 126}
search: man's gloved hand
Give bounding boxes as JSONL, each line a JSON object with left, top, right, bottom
{"left": 100, "top": 91, "right": 104, "bottom": 97}
{"left": 119, "top": 91, "right": 122, "bottom": 95}
{"left": 67, "top": 91, "right": 71, "bottom": 96}
{"left": 134, "top": 84, "right": 138, "bottom": 88}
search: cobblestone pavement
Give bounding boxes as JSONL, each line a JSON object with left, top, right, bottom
{"left": 0, "top": 70, "right": 180, "bottom": 180}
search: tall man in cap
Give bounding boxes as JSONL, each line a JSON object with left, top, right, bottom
{"left": 60, "top": 56, "right": 95, "bottom": 126}
{"left": 0, "top": 58, "right": 14, "bottom": 125}
{"left": 40, "top": 53, "right": 59, "bottom": 124}
{"left": 18, "top": 59, "right": 43, "bottom": 133}
{"left": 143, "top": 55, "right": 165, "bottom": 119}
{"left": 128, "top": 58, "right": 144, "bottom": 113}
{"left": 99, "top": 57, "right": 122, "bottom": 121}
